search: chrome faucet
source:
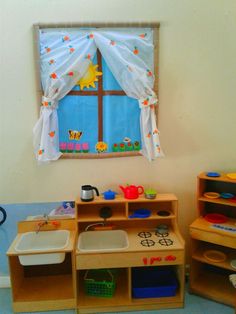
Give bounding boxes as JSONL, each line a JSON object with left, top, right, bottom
{"left": 36, "top": 214, "right": 49, "bottom": 233}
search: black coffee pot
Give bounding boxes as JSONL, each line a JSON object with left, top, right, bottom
{"left": 80, "top": 185, "right": 99, "bottom": 202}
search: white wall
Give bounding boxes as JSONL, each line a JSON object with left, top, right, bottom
{"left": 1, "top": 0, "right": 236, "bottom": 242}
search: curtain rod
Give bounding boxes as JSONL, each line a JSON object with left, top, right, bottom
{"left": 34, "top": 22, "right": 160, "bottom": 29}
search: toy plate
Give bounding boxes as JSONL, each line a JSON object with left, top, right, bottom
{"left": 206, "top": 172, "right": 221, "bottom": 177}
{"left": 203, "top": 250, "right": 227, "bottom": 263}
{"left": 204, "top": 213, "right": 228, "bottom": 223}
{"left": 203, "top": 192, "right": 220, "bottom": 199}
{"left": 226, "top": 173, "right": 236, "bottom": 180}
{"left": 220, "top": 192, "right": 234, "bottom": 199}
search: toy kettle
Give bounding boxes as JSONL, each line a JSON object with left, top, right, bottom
{"left": 81, "top": 185, "right": 99, "bottom": 202}
{"left": 119, "top": 184, "right": 144, "bottom": 199}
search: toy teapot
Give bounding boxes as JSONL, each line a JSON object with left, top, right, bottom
{"left": 119, "top": 184, "right": 144, "bottom": 199}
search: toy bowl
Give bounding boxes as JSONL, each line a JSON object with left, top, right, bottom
{"left": 144, "top": 189, "right": 157, "bottom": 199}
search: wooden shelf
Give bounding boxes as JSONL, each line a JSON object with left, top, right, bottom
{"left": 77, "top": 269, "right": 130, "bottom": 307}
{"left": 190, "top": 269, "right": 235, "bottom": 306}
{"left": 198, "top": 172, "right": 236, "bottom": 184}
{"left": 14, "top": 274, "right": 74, "bottom": 302}
{"left": 131, "top": 290, "right": 182, "bottom": 305}
{"left": 127, "top": 214, "right": 176, "bottom": 220}
{"left": 75, "top": 194, "right": 178, "bottom": 205}
{"left": 190, "top": 216, "right": 236, "bottom": 248}
{"left": 198, "top": 196, "right": 236, "bottom": 207}
{"left": 192, "top": 244, "right": 236, "bottom": 271}
{"left": 77, "top": 214, "right": 126, "bottom": 222}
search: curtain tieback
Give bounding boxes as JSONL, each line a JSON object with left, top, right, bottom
{"left": 41, "top": 96, "right": 58, "bottom": 109}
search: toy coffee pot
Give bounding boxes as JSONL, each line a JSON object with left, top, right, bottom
{"left": 81, "top": 185, "right": 99, "bottom": 202}
{"left": 119, "top": 184, "right": 144, "bottom": 199}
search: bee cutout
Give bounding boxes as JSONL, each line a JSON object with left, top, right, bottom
{"left": 68, "top": 130, "right": 83, "bottom": 141}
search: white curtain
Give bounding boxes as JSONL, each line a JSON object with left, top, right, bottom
{"left": 33, "top": 28, "right": 162, "bottom": 163}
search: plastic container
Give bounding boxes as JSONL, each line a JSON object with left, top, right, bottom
{"left": 84, "top": 269, "right": 116, "bottom": 298}
{"left": 132, "top": 267, "right": 178, "bottom": 298}
{"left": 129, "top": 208, "right": 151, "bottom": 218}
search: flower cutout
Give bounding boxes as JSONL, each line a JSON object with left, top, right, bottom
{"left": 95, "top": 141, "right": 108, "bottom": 153}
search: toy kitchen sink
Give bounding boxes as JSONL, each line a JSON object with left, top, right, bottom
{"left": 7, "top": 219, "right": 76, "bottom": 313}
{"left": 75, "top": 194, "right": 185, "bottom": 313}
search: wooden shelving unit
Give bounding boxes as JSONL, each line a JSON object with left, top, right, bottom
{"left": 75, "top": 194, "right": 185, "bottom": 313}
{"left": 189, "top": 172, "right": 236, "bottom": 307}
{"left": 7, "top": 220, "right": 77, "bottom": 313}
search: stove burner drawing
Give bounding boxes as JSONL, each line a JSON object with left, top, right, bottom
{"left": 158, "top": 238, "right": 173, "bottom": 246}
{"left": 140, "top": 239, "right": 155, "bottom": 247}
{"left": 138, "top": 231, "right": 152, "bottom": 238}
{"left": 137, "top": 231, "right": 174, "bottom": 247}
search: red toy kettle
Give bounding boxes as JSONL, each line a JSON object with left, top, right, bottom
{"left": 119, "top": 184, "right": 144, "bottom": 199}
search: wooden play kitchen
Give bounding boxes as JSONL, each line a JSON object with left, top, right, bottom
{"left": 189, "top": 172, "right": 236, "bottom": 307}
{"left": 7, "top": 190, "right": 185, "bottom": 313}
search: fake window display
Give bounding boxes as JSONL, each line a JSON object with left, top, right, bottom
{"left": 33, "top": 25, "right": 162, "bottom": 162}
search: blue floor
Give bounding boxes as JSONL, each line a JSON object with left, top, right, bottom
{"left": 0, "top": 287, "right": 233, "bottom": 314}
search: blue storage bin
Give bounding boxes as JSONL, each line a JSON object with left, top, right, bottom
{"left": 132, "top": 267, "right": 178, "bottom": 298}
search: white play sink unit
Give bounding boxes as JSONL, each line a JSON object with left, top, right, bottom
{"left": 15, "top": 230, "right": 70, "bottom": 265}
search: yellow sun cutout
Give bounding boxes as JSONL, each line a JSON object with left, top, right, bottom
{"left": 77, "top": 62, "right": 103, "bottom": 90}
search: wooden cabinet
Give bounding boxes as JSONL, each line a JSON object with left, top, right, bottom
{"left": 189, "top": 172, "right": 236, "bottom": 307}
{"left": 75, "top": 194, "right": 185, "bottom": 313}
{"left": 7, "top": 220, "right": 77, "bottom": 313}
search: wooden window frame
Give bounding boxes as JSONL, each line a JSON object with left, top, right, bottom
{"left": 34, "top": 23, "right": 160, "bottom": 159}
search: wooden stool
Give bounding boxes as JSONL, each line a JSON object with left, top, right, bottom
{"left": 229, "top": 274, "right": 236, "bottom": 314}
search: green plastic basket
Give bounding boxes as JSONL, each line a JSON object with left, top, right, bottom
{"left": 84, "top": 269, "right": 116, "bottom": 298}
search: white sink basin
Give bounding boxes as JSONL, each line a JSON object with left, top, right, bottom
{"left": 78, "top": 230, "right": 129, "bottom": 252}
{"left": 15, "top": 230, "right": 70, "bottom": 266}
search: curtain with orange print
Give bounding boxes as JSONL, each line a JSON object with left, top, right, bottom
{"left": 33, "top": 28, "right": 162, "bottom": 163}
